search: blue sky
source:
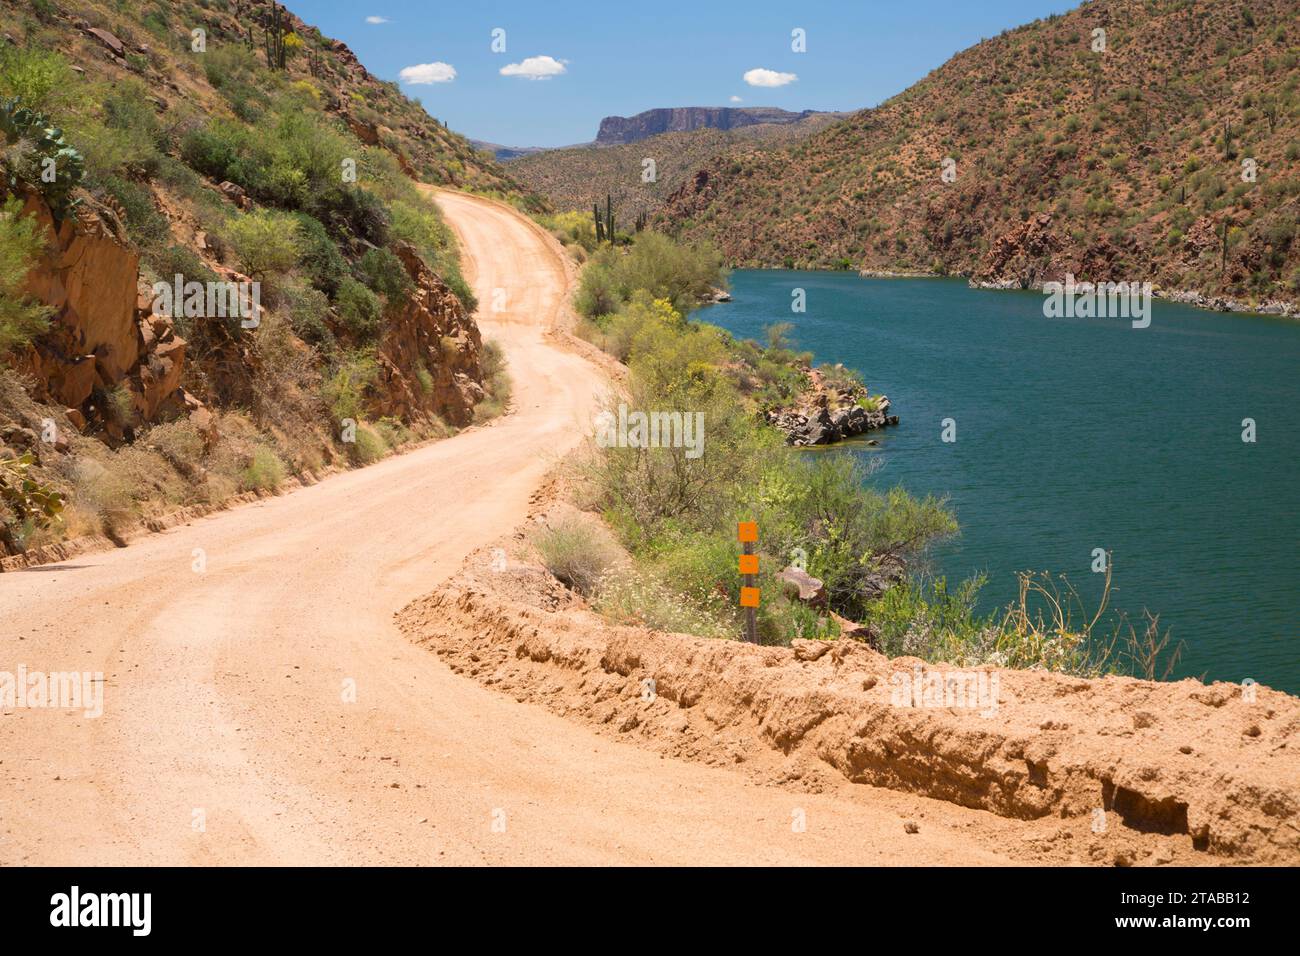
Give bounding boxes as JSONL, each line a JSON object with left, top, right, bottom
{"left": 292, "top": 0, "right": 1079, "bottom": 147}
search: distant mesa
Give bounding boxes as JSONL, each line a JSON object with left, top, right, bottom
{"left": 595, "top": 106, "right": 837, "bottom": 145}
{"left": 472, "top": 106, "right": 846, "bottom": 161}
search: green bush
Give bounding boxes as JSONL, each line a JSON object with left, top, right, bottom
{"left": 289, "top": 212, "right": 347, "bottom": 294}
{"left": 575, "top": 232, "right": 726, "bottom": 318}
{"left": 278, "top": 278, "right": 334, "bottom": 350}
{"left": 225, "top": 209, "right": 302, "bottom": 280}
{"left": 357, "top": 246, "right": 412, "bottom": 300}
{"left": 0, "top": 198, "right": 51, "bottom": 351}
{"left": 334, "top": 277, "right": 382, "bottom": 339}
{"left": 348, "top": 422, "right": 388, "bottom": 464}
{"left": 100, "top": 176, "right": 170, "bottom": 248}
{"left": 240, "top": 446, "right": 286, "bottom": 492}
{"left": 0, "top": 46, "right": 73, "bottom": 115}
{"left": 322, "top": 349, "right": 378, "bottom": 423}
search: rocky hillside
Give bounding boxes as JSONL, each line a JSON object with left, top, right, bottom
{"left": 596, "top": 106, "right": 839, "bottom": 145}
{"left": 0, "top": 0, "right": 531, "bottom": 559}
{"left": 660, "top": 0, "right": 1300, "bottom": 310}
{"left": 510, "top": 112, "right": 849, "bottom": 221}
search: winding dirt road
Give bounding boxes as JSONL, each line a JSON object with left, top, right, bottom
{"left": 0, "top": 190, "right": 1016, "bottom": 865}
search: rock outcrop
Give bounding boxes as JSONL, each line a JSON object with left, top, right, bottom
{"left": 765, "top": 367, "right": 898, "bottom": 446}
{"left": 16, "top": 187, "right": 198, "bottom": 437}
{"left": 376, "top": 242, "right": 484, "bottom": 426}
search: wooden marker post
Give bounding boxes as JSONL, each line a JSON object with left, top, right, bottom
{"left": 738, "top": 522, "right": 759, "bottom": 643}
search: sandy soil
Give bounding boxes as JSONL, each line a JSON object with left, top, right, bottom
{"left": 402, "top": 509, "right": 1300, "bottom": 867}
{"left": 0, "top": 190, "right": 1008, "bottom": 865}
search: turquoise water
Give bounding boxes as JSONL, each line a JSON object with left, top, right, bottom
{"left": 702, "top": 271, "right": 1299, "bottom": 693}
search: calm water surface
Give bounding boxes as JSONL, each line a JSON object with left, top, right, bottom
{"left": 703, "top": 270, "right": 1299, "bottom": 692}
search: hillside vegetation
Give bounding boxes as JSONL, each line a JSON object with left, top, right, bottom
{"left": 0, "top": 0, "right": 533, "bottom": 557}
{"left": 660, "top": 0, "right": 1300, "bottom": 307}
{"left": 510, "top": 113, "right": 848, "bottom": 222}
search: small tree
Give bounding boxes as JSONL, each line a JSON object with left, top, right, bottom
{"left": 226, "top": 209, "right": 302, "bottom": 280}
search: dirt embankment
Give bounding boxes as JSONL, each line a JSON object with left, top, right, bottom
{"left": 399, "top": 520, "right": 1300, "bottom": 867}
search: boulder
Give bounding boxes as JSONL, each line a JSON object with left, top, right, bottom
{"left": 777, "top": 566, "right": 828, "bottom": 608}
{"left": 218, "top": 181, "right": 251, "bottom": 210}
{"left": 86, "top": 27, "right": 125, "bottom": 57}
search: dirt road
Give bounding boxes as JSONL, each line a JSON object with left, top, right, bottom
{"left": 0, "top": 190, "right": 1017, "bottom": 865}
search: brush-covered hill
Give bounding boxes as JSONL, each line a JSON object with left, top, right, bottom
{"left": 509, "top": 111, "right": 849, "bottom": 222}
{"left": 659, "top": 0, "right": 1300, "bottom": 310}
{"left": 0, "top": 0, "right": 535, "bottom": 560}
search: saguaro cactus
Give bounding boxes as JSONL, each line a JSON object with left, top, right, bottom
{"left": 263, "top": 2, "right": 287, "bottom": 70}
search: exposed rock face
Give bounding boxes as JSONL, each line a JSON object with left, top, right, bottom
{"left": 596, "top": 107, "right": 828, "bottom": 145}
{"left": 16, "top": 188, "right": 195, "bottom": 431}
{"left": 972, "top": 212, "right": 1063, "bottom": 290}
{"left": 376, "top": 242, "right": 484, "bottom": 426}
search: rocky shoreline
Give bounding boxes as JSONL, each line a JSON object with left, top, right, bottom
{"left": 764, "top": 366, "right": 898, "bottom": 446}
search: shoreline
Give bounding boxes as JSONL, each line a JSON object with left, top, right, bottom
{"left": 709, "top": 265, "right": 1300, "bottom": 320}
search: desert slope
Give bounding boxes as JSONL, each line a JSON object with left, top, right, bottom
{"left": 660, "top": 0, "right": 1300, "bottom": 308}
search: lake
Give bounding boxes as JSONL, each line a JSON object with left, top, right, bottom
{"left": 702, "top": 270, "right": 1299, "bottom": 693}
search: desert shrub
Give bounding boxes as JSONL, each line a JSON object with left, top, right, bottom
{"left": 225, "top": 209, "right": 301, "bottom": 280}
{"left": 594, "top": 566, "right": 735, "bottom": 639}
{"left": 541, "top": 210, "right": 598, "bottom": 252}
{"left": 574, "top": 257, "right": 619, "bottom": 318}
{"left": 240, "top": 446, "right": 286, "bottom": 492}
{"left": 279, "top": 279, "right": 334, "bottom": 350}
{"left": 348, "top": 422, "right": 387, "bottom": 464}
{"left": 308, "top": 184, "right": 390, "bottom": 246}
{"left": 575, "top": 233, "right": 725, "bottom": 318}
{"left": 71, "top": 457, "right": 136, "bottom": 533}
{"left": 145, "top": 419, "right": 206, "bottom": 475}
{"left": 532, "top": 516, "right": 621, "bottom": 596}
{"left": 474, "top": 339, "right": 512, "bottom": 421}
{"left": 99, "top": 176, "right": 169, "bottom": 248}
{"left": 0, "top": 46, "right": 73, "bottom": 115}
{"left": 248, "top": 311, "right": 324, "bottom": 430}
{"left": 289, "top": 212, "right": 347, "bottom": 294}
{"left": 179, "top": 117, "right": 245, "bottom": 181}
{"left": 321, "top": 349, "right": 378, "bottom": 423}
{"left": 357, "top": 246, "right": 412, "bottom": 300}
{"left": 372, "top": 416, "right": 410, "bottom": 449}
{"left": 0, "top": 198, "right": 51, "bottom": 350}
{"left": 334, "top": 276, "right": 381, "bottom": 339}
{"left": 141, "top": 244, "right": 218, "bottom": 304}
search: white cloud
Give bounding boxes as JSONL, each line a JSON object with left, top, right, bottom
{"left": 365, "top": 16, "right": 389, "bottom": 24}
{"left": 743, "top": 68, "right": 797, "bottom": 88}
{"left": 500, "top": 55, "right": 568, "bottom": 80}
{"left": 399, "top": 62, "right": 456, "bottom": 84}
{"left": 729, "top": 95, "right": 743, "bottom": 103}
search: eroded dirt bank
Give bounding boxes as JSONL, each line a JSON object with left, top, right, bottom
{"left": 399, "top": 523, "right": 1300, "bottom": 866}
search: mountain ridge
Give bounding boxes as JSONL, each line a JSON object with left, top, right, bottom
{"left": 658, "top": 0, "right": 1300, "bottom": 309}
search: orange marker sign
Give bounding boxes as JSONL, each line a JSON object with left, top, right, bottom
{"left": 738, "top": 522, "right": 758, "bottom": 642}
